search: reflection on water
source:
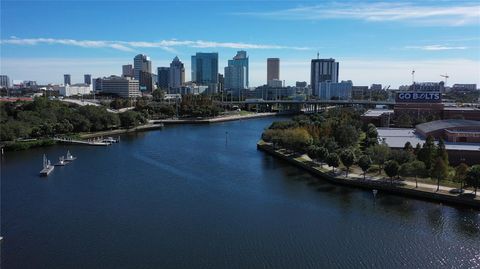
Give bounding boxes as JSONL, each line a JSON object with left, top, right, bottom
{"left": 2, "top": 116, "right": 479, "bottom": 269}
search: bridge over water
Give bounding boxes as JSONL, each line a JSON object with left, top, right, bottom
{"left": 217, "top": 99, "right": 396, "bottom": 113}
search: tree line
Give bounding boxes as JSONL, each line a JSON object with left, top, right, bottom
{"left": 0, "top": 98, "right": 147, "bottom": 141}
{"left": 261, "top": 108, "right": 479, "bottom": 194}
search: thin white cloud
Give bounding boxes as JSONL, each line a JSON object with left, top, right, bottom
{"left": 240, "top": 2, "right": 480, "bottom": 26}
{"left": 0, "top": 37, "right": 310, "bottom": 52}
{"left": 405, "top": 45, "right": 468, "bottom": 51}
{"left": 3, "top": 57, "right": 478, "bottom": 88}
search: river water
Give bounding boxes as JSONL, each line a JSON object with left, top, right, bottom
{"left": 2, "top": 117, "right": 479, "bottom": 268}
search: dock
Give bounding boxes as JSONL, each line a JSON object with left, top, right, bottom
{"left": 54, "top": 137, "right": 111, "bottom": 146}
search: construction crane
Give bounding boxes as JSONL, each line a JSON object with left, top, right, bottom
{"left": 440, "top": 74, "right": 449, "bottom": 86}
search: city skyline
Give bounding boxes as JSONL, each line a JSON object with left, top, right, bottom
{"left": 1, "top": 1, "right": 479, "bottom": 87}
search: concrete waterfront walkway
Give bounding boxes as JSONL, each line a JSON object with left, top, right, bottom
{"left": 258, "top": 141, "right": 480, "bottom": 209}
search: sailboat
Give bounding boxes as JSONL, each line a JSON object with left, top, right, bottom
{"left": 65, "top": 150, "right": 77, "bottom": 162}
{"left": 39, "top": 154, "right": 54, "bottom": 176}
{"left": 55, "top": 156, "right": 67, "bottom": 166}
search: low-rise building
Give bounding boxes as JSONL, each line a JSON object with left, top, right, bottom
{"left": 416, "top": 119, "right": 480, "bottom": 143}
{"left": 377, "top": 126, "right": 480, "bottom": 165}
{"left": 100, "top": 76, "right": 141, "bottom": 98}
{"left": 58, "top": 83, "right": 92, "bottom": 96}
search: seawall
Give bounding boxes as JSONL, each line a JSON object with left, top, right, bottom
{"left": 257, "top": 141, "right": 480, "bottom": 209}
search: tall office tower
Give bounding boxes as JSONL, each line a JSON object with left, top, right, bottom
{"left": 191, "top": 52, "right": 219, "bottom": 93}
{"left": 169, "top": 56, "right": 185, "bottom": 89}
{"left": 139, "top": 71, "right": 154, "bottom": 92}
{"left": 64, "top": 74, "right": 71, "bottom": 85}
{"left": 157, "top": 67, "right": 170, "bottom": 89}
{"left": 267, "top": 58, "right": 280, "bottom": 83}
{"left": 0, "top": 75, "right": 10, "bottom": 88}
{"left": 122, "top": 64, "right": 134, "bottom": 77}
{"left": 310, "top": 58, "right": 339, "bottom": 97}
{"left": 224, "top": 51, "right": 249, "bottom": 90}
{"left": 84, "top": 74, "right": 92, "bottom": 85}
{"left": 133, "top": 54, "right": 152, "bottom": 81}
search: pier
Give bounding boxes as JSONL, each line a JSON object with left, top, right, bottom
{"left": 53, "top": 137, "right": 111, "bottom": 146}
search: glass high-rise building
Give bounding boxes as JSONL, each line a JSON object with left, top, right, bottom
{"left": 64, "top": 74, "right": 71, "bottom": 85}
{"left": 134, "top": 54, "right": 152, "bottom": 81}
{"left": 157, "top": 67, "right": 170, "bottom": 90}
{"left": 169, "top": 56, "right": 185, "bottom": 89}
{"left": 191, "top": 52, "right": 219, "bottom": 93}
{"left": 311, "top": 58, "right": 339, "bottom": 97}
{"left": 224, "top": 51, "right": 248, "bottom": 90}
{"left": 84, "top": 74, "right": 92, "bottom": 85}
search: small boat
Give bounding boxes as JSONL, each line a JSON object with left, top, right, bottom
{"left": 102, "top": 137, "right": 119, "bottom": 143}
{"left": 65, "top": 150, "right": 76, "bottom": 162}
{"left": 55, "top": 156, "right": 67, "bottom": 166}
{"left": 39, "top": 154, "right": 55, "bottom": 176}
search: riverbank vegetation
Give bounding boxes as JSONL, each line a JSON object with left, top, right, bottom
{"left": 261, "top": 108, "right": 479, "bottom": 194}
{"left": 0, "top": 98, "right": 146, "bottom": 142}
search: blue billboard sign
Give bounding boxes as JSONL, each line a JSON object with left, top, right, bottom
{"left": 396, "top": 92, "right": 441, "bottom": 103}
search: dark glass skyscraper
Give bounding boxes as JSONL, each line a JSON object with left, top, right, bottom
{"left": 191, "top": 52, "right": 219, "bottom": 93}
{"left": 157, "top": 67, "right": 170, "bottom": 90}
{"left": 64, "top": 74, "right": 71, "bottom": 85}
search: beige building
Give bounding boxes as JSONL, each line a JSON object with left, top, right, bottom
{"left": 267, "top": 58, "right": 280, "bottom": 83}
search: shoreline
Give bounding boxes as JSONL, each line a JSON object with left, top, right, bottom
{"left": 150, "top": 112, "right": 279, "bottom": 124}
{"left": 79, "top": 123, "right": 165, "bottom": 139}
{"left": 257, "top": 141, "right": 480, "bottom": 209}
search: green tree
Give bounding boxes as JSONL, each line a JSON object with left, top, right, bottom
{"left": 119, "top": 111, "right": 145, "bottom": 128}
{"left": 340, "top": 149, "right": 355, "bottom": 177}
{"left": 357, "top": 155, "right": 372, "bottom": 180}
{"left": 384, "top": 160, "right": 399, "bottom": 183}
{"left": 326, "top": 153, "right": 340, "bottom": 173}
{"left": 431, "top": 158, "right": 448, "bottom": 192}
{"left": 410, "top": 160, "right": 426, "bottom": 188}
{"left": 399, "top": 162, "right": 413, "bottom": 179}
{"left": 454, "top": 163, "right": 469, "bottom": 191}
{"left": 436, "top": 138, "right": 449, "bottom": 165}
{"left": 367, "top": 144, "right": 391, "bottom": 175}
{"left": 316, "top": 147, "right": 329, "bottom": 168}
{"left": 333, "top": 125, "right": 359, "bottom": 148}
{"left": 152, "top": 89, "right": 165, "bottom": 101}
{"left": 465, "top": 165, "right": 480, "bottom": 196}
{"left": 417, "top": 135, "right": 436, "bottom": 169}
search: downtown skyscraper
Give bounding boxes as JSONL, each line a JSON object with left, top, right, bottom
{"left": 224, "top": 51, "right": 249, "bottom": 90}
{"left": 311, "top": 58, "right": 339, "bottom": 96}
{"left": 191, "top": 52, "right": 219, "bottom": 93}
{"left": 134, "top": 54, "right": 153, "bottom": 92}
{"left": 267, "top": 58, "right": 280, "bottom": 83}
{"left": 169, "top": 56, "right": 185, "bottom": 89}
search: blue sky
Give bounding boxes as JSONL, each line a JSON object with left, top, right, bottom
{"left": 1, "top": 0, "right": 479, "bottom": 87}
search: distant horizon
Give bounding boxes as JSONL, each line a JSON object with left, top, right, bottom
{"left": 1, "top": 1, "right": 479, "bottom": 88}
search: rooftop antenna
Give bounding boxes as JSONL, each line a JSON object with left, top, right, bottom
{"left": 317, "top": 51, "right": 319, "bottom": 59}
{"left": 411, "top": 69, "right": 415, "bottom": 84}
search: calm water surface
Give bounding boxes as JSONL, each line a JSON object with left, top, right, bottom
{"left": 2, "top": 117, "right": 479, "bottom": 268}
